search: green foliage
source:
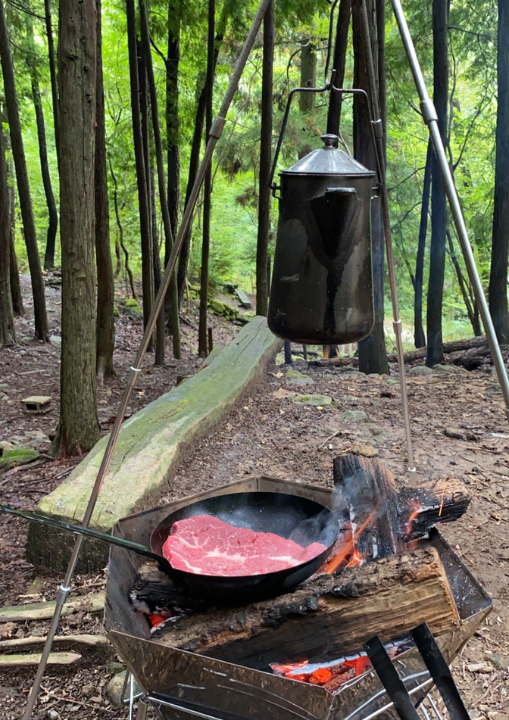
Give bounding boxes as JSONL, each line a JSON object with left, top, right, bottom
{"left": 1, "top": 0, "right": 504, "bottom": 343}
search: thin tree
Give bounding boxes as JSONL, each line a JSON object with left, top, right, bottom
{"left": 489, "top": 0, "right": 509, "bottom": 343}
{"left": 352, "top": 0, "right": 388, "bottom": 374}
{"left": 150, "top": 164, "right": 165, "bottom": 365}
{"left": 139, "top": 0, "right": 181, "bottom": 358}
{"left": 53, "top": 0, "right": 100, "bottom": 455}
{"left": 299, "top": 37, "right": 317, "bottom": 112}
{"left": 0, "top": 116, "right": 15, "bottom": 346}
{"left": 43, "top": 0, "right": 59, "bottom": 169}
{"left": 166, "top": 0, "right": 180, "bottom": 239}
{"left": 6, "top": 144, "right": 23, "bottom": 315}
{"left": 26, "top": 8, "right": 58, "bottom": 271}
{"left": 198, "top": 0, "right": 215, "bottom": 356}
{"left": 0, "top": 0, "right": 49, "bottom": 340}
{"left": 414, "top": 141, "right": 432, "bottom": 349}
{"left": 95, "top": 0, "right": 115, "bottom": 379}
{"left": 426, "top": 0, "right": 449, "bottom": 367}
{"left": 126, "top": 0, "right": 153, "bottom": 335}
{"left": 177, "top": 4, "right": 229, "bottom": 302}
{"left": 255, "top": 0, "right": 273, "bottom": 318}
{"left": 327, "top": 0, "right": 353, "bottom": 134}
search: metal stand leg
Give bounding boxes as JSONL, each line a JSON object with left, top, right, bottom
{"left": 358, "top": 0, "right": 415, "bottom": 471}
{"left": 20, "top": 1, "right": 272, "bottom": 717}
{"left": 390, "top": 0, "right": 509, "bottom": 422}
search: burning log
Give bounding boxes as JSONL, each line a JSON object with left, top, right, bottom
{"left": 156, "top": 546, "right": 460, "bottom": 669}
{"left": 333, "top": 455, "right": 471, "bottom": 554}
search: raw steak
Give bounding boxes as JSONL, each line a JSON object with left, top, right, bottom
{"left": 162, "top": 515, "right": 326, "bottom": 576}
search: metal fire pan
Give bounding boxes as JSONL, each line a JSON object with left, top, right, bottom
{"left": 105, "top": 477, "right": 491, "bottom": 720}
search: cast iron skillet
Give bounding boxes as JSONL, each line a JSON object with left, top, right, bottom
{"left": 0, "top": 492, "right": 339, "bottom": 602}
{"left": 151, "top": 491, "right": 339, "bottom": 601}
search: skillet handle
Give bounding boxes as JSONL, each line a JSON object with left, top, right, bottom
{"left": 0, "top": 502, "right": 168, "bottom": 568}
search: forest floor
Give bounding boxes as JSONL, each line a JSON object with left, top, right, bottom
{"left": 1, "top": 278, "right": 509, "bottom": 719}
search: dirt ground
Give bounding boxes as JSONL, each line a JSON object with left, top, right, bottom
{"left": 1, "top": 279, "right": 509, "bottom": 719}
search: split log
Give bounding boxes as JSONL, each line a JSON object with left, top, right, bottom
{"left": 157, "top": 547, "right": 460, "bottom": 669}
{"left": 0, "top": 651, "right": 81, "bottom": 667}
{"left": 333, "top": 454, "right": 399, "bottom": 560}
{"left": 398, "top": 478, "right": 471, "bottom": 539}
{"left": 0, "top": 634, "right": 109, "bottom": 651}
{"left": 0, "top": 592, "right": 104, "bottom": 623}
{"left": 333, "top": 455, "right": 470, "bottom": 552}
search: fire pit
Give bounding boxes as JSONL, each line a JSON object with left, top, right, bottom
{"left": 104, "top": 472, "right": 491, "bottom": 720}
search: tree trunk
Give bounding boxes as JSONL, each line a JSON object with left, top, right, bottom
{"left": 26, "top": 9, "right": 58, "bottom": 272}
{"left": 446, "top": 229, "right": 482, "bottom": 336}
{"left": 176, "top": 8, "right": 228, "bottom": 302}
{"left": 0, "top": 118, "right": 15, "bottom": 346}
{"left": 299, "top": 37, "right": 317, "bottom": 112}
{"left": 139, "top": 0, "right": 181, "bottom": 358}
{"left": 255, "top": 0, "right": 273, "bottom": 318}
{"left": 353, "top": 0, "right": 388, "bottom": 375}
{"left": 166, "top": 2, "right": 180, "bottom": 242}
{"left": 327, "top": 0, "right": 352, "bottom": 135}
{"left": 0, "top": 0, "right": 49, "bottom": 340}
{"left": 414, "top": 141, "right": 432, "bottom": 348}
{"left": 53, "top": 0, "right": 100, "bottom": 456}
{"left": 151, "top": 166, "right": 165, "bottom": 366}
{"left": 44, "top": 0, "right": 60, "bottom": 170}
{"left": 7, "top": 158, "right": 23, "bottom": 316}
{"left": 109, "top": 157, "right": 137, "bottom": 300}
{"left": 426, "top": 0, "right": 449, "bottom": 367}
{"left": 489, "top": 0, "right": 509, "bottom": 343}
{"left": 95, "top": 0, "right": 115, "bottom": 379}
{"left": 126, "top": 0, "right": 153, "bottom": 335}
{"left": 198, "top": 0, "right": 215, "bottom": 357}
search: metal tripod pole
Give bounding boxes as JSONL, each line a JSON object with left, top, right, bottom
{"left": 21, "top": 1, "right": 270, "bottom": 716}
{"left": 357, "top": 0, "right": 415, "bottom": 471}
{"left": 390, "top": 0, "right": 509, "bottom": 420}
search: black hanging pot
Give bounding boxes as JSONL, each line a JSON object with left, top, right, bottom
{"left": 268, "top": 134, "right": 376, "bottom": 345}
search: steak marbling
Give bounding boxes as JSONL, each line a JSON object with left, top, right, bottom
{"left": 162, "top": 515, "right": 326, "bottom": 576}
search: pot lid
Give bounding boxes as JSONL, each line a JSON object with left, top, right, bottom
{"left": 281, "top": 134, "right": 375, "bottom": 177}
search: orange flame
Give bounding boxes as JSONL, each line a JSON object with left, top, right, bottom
{"left": 323, "top": 511, "right": 376, "bottom": 575}
{"left": 404, "top": 501, "right": 421, "bottom": 537}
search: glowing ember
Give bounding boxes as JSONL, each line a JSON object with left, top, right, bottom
{"left": 323, "top": 511, "right": 376, "bottom": 574}
{"left": 271, "top": 641, "right": 408, "bottom": 691}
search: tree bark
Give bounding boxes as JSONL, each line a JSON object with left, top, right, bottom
{"left": 446, "top": 229, "right": 482, "bottom": 336}
{"left": 327, "top": 0, "right": 352, "bottom": 135}
{"left": 489, "top": 0, "right": 509, "bottom": 343}
{"left": 126, "top": 0, "right": 153, "bottom": 335}
{"left": 0, "top": 117, "right": 15, "bottom": 346}
{"left": 139, "top": 0, "right": 181, "bottom": 359}
{"left": 255, "top": 0, "right": 273, "bottom": 318}
{"left": 151, "top": 166, "right": 165, "bottom": 366}
{"left": 26, "top": 8, "right": 58, "bottom": 272}
{"left": 95, "top": 0, "right": 115, "bottom": 379}
{"left": 353, "top": 0, "right": 388, "bottom": 375}
{"left": 176, "top": 7, "right": 228, "bottom": 302}
{"left": 414, "top": 141, "right": 432, "bottom": 348}
{"left": 7, "top": 152, "right": 23, "bottom": 316}
{"left": 166, "top": 2, "right": 180, "bottom": 241}
{"left": 198, "top": 0, "right": 215, "bottom": 356}
{"left": 426, "top": 0, "right": 449, "bottom": 367}
{"left": 0, "top": 0, "right": 49, "bottom": 340}
{"left": 53, "top": 0, "right": 100, "bottom": 456}
{"left": 44, "top": 0, "right": 60, "bottom": 170}
{"left": 299, "top": 38, "right": 317, "bottom": 112}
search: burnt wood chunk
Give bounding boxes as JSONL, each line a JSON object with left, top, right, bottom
{"left": 333, "top": 454, "right": 400, "bottom": 559}
{"left": 398, "top": 478, "right": 471, "bottom": 540}
{"left": 156, "top": 547, "right": 460, "bottom": 670}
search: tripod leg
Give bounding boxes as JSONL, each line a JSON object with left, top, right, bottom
{"left": 390, "top": 0, "right": 509, "bottom": 423}
{"left": 357, "top": 0, "right": 416, "bottom": 471}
